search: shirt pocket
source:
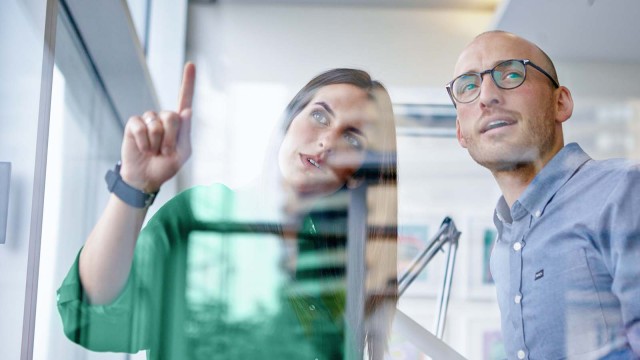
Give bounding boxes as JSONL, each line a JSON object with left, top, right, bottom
{"left": 537, "top": 247, "right": 608, "bottom": 359}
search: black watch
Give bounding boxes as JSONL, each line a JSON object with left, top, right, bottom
{"left": 105, "top": 162, "right": 158, "bottom": 208}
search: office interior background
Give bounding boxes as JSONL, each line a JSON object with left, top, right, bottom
{"left": 2, "top": 0, "right": 639, "bottom": 359}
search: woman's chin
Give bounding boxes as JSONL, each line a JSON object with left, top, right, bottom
{"left": 289, "top": 180, "right": 343, "bottom": 199}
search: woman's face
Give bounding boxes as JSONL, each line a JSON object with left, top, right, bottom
{"left": 278, "top": 83, "right": 380, "bottom": 196}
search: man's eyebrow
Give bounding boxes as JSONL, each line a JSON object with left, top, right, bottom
{"left": 314, "top": 102, "right": 335, "bottom": 117}
{"left": 459, "top": 59, "right": 511, "bottom": 75}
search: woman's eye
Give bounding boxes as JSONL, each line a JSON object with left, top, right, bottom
{"left": 312, "top": 111, "right": 328, "bottom": 125}
{"left": 344, "top": 133, "right": 363, "bottom": 150}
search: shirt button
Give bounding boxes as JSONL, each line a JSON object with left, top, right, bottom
{"left": 534, "top": 210, "right": 541, "bottom": 217}
{"left": 513, "top": 242, "right": 522, "bottom": 251}
{"left": 514, "top": 294, "right": 522, "bottom": 304}
{"left": 517, "top": 349, "right": 526, "bottom": 359}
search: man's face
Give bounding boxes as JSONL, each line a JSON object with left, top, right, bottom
{"left": 453, "top": 33, "right": 563, "bottom": 172}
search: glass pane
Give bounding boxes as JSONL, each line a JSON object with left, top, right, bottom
{"left": 0, "top": 0, "right": 49, "bottom": 358}
{"left": 33, "top": 4, "right": 122, "bottom": 360}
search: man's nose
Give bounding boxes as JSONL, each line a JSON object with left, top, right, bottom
{"left": 477, "top": 73, "right": 502, "bottom": 108}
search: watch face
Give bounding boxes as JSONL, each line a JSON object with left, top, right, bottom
{"left": 144, "top": 192, "right": 157, "bottom": 208}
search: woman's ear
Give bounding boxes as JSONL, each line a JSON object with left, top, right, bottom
{"left": 347, "top": 176, "right": 364, "bottom": 189}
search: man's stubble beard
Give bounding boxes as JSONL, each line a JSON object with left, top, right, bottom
{"left": 468, "top": 107, "right": 558, "bottom": 174}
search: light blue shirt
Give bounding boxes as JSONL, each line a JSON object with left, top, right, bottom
{"left": 491, "top": 143, "right": 640, "bottom": 360}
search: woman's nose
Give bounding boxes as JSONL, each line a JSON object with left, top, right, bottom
{"left": 318, "top": 131, "right": 340, "bottom": 152}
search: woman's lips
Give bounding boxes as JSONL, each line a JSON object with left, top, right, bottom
{"left": 300, "top": 154, "right": 322, "bottom": 170}
{"left": 308, "top": 158, "right": 321, "bottom": 168}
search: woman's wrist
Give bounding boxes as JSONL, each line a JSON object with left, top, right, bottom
{"left": 105, "top": 162, "right": 159, "bottom": 208}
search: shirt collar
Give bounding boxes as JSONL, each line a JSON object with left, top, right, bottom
{"left": 495, "top": 143, "right": 591, "bottom": 223}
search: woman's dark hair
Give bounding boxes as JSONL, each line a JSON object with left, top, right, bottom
{"left": 281, "top": 68, "right": 387, "bottom": 132}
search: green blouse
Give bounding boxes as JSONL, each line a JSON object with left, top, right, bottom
{"left": 57, "top": 184, "right": 348, "bottom": 359}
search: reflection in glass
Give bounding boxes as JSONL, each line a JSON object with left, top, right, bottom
{"left": 55, "top": 68, "right": 398, "bottom": 359}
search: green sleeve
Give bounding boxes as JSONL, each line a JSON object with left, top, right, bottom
{"left": 56, "top": 186, "right": 207, "bottom": 353}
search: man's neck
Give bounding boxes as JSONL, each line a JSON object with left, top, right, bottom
{"left": 492, "top": 154, "right": 554, "bottom": 207}
{"left": 493, "top": 168, "right": 537, "bottom": 207}
{"left": 491, "top": 141, "right": 565, "bottom": 208}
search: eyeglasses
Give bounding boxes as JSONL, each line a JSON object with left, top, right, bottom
{"left": 445, "top": 59, "right": 559, "bottom": 107}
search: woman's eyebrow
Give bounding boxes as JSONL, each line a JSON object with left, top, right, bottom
{"left": 349, "top": 126, "right": 365, "bottom": 137}
{"left": 314, "top": 101, "right": 335, "bottom": 117}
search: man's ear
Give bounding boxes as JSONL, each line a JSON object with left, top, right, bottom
{"left": 555, "top": 86, "right": 574, "bottom": 124}
{"left": 456, "top": 118, "right": 468, "bottom": 148}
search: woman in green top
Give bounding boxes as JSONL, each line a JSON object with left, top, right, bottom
{"left": 57, "top": 64, "right": 398, "bottom": 359}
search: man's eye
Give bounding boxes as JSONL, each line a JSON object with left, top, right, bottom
{"left": 455, "top": 76, "right": 479, "bottom": 94}
{"left": 312, "top": 111, "right": 328, "bottom": 125}
{"left": 344, "top": 133, "right": 362, "bottom": 150}
{"left": 505, "top": 71, "right": 523, "bottom": 79}
{"left": 463, "top": 83, "right": 478, "bottom": 92}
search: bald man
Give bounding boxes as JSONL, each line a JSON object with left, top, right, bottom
{"left": 448, "top": 31, "right": 640, "bottom": 360}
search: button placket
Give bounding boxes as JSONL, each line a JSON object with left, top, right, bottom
{"left": 510, "top": 230, "right": 528, "bottom": 358}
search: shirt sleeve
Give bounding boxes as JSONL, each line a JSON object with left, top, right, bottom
{"left": 55, "top": 195, "right": 184, "bottom": 353}
{"left": 56, "top": 250, "right": 156, "bottom": 353}
{"left": 599, "top": 164, "right": 640, "bottom": 355}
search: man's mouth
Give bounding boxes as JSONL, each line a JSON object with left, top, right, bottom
{"left": 482, "top": 120, "right": 514, "bottom": 133}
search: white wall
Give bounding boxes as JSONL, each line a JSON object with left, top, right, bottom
{"left": 184, "top": 3, "right": 494, "bottom": 187}
{"left": 188, "top": 4, "right": 492, "bottom": 87}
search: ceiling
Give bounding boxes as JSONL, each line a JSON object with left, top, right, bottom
{"left": 494, "top": 0, "right": 640, "bottom": 63}
{"left": 211, "top": 0, "right": 499, "bottom": 10}
{"left": 204, "top": 0, "right": 640, "bottom": 63}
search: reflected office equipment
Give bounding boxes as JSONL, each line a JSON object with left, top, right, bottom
{"left": 394, "top": 217, "right": 465, "bottom": 360}
{"left": 154, "top": 151, "right": 466, "bottom": 359}
{"left": 157, "top": 218, "right": 464, "bottom": 359}
{"left": 397, "top": 217, "right": 461, "bottom": 339}
{"left": 158, "top": 198, "right": 388, "bottom": 359}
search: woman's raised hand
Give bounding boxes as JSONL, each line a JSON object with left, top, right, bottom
{"left": 120, "top": 62, "right": 196, "bottom": 193}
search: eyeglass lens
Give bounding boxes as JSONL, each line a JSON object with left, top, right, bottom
{"left": 452, "top": 60, "right": 526, "bottom": 103}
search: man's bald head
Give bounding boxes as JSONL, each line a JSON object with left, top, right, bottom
{"left": 454, "top": 30, "right": 558, "bottom": 85}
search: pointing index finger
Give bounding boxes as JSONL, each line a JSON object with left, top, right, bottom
{"left": 178, "top": 62, "right": 196, "bottom": 112}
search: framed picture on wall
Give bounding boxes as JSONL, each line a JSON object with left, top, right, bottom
{"left": 482, "top": 329, "right": 506, "bottom": 360}
{"left": 466, "top": 217, "right": 498, "bottom": 300}
{"left": 387, "top": 330, "right": 428, "bottom": 360}
{"left": 463, "top": 311, "right": 505, "bottom": 360}
{"left": 397, "top": 219, "right": 448, "bottom": 297}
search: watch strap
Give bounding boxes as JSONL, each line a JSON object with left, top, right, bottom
{"left": 105, "top": 162, "right": 158, "bottom": 208}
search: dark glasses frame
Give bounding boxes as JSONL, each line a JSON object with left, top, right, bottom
{"left": 445, "top": 59, "right": 559, "bottom": 107}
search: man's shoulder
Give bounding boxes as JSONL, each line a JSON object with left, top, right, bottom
{"left": 574, "top": 156, "right": 640, "bottom": 200}
{"left": 583, "top": 156, "right": 639, "bottom": 176}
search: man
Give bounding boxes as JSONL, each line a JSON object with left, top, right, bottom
{"left": 448, "top": 30, "right": 640, "bottom": 359}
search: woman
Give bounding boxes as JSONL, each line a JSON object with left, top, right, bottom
{"left": 57, "top": 64, "right": 398, "bottom": 359}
